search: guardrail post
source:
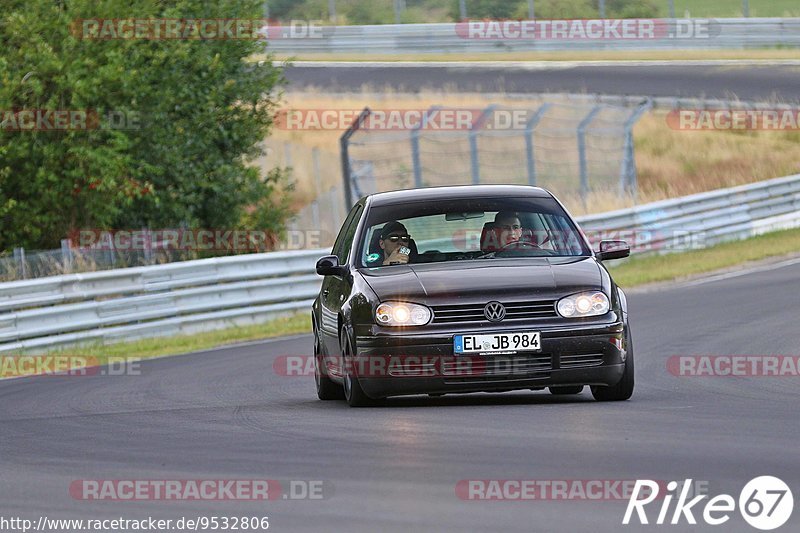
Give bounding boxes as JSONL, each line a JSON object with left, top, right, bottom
{"left": 340, "top": 108, "right": 371, "bottom": 209}
{"left": 525, "top": 103, "right": 550, "bottom": 187}
{"left": 13, "top": 247, "right": 27, "bottom": 280}
{"left": 598, "top": 0, "right": 606, "bottom": 18}
{"left": 668, "top": 0, "right": 675, "bottom": 18}
{"left": 328, "top": 0, "right": 336, "bottom": 22}
{"left": 528, "top": 0, "right": 535, "bottom": 18}
{"left": 742, "top": 0, "right": 750, "bottom": 17}
{"left": 577, "top": 105, "right": 603, "bottom": 209}
{"left": 469, "top": 105, "right": 497, "bottom": 185}
{"left": 459, "top": 0, "right": 466, "bottom": 20}
{"left": 620, "top": 98, "right": 653, "bottom": 202}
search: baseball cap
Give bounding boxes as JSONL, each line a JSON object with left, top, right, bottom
{"left": 379, "top": 221, "right": 408, "bottom": 239}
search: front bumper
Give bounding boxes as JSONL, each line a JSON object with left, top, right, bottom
{"left": 352, "top": 321, "right": 626, "bottom": 398}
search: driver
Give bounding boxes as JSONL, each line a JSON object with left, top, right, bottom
{"left": 378, "top": 221, "right": 412, "bottom": 266}
{"left": 493, "top": 211, "right": 523, "bottom": 248}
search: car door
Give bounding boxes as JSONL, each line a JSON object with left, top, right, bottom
{"left": 319, "top": 203, "right": 363, "bottom": 358}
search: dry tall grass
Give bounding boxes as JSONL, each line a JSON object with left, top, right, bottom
{"left": 264, "top": 90, "right": 800, "bottom": 215}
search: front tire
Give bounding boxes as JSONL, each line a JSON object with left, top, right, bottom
{"left": 341, "top": 328, "right": 379, "bottom": 407}
{"left": 591, "top": 328, "right": 635, "bottom": 402}
{"left": 315, "top": 330, "right": 344, "bottom": 400}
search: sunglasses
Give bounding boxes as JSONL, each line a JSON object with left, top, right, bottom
{"left": 384, "top": 235, "right": 411, "bottom": 243}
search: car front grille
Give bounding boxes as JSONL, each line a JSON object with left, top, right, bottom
{"left": 441, "top": 354, "right": 552, "bottom": 377}
{"left": 386, "top": 354, "right": 553, "bottom": 378}
{"left": 431, "top": 300, "right": 557, "bottom": 324}
{"left": 560, "top": 353, "right": 605, "bottom": 368}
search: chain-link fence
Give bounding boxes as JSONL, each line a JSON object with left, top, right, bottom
{"left": 341, "top": 99, "right": 651, "bottom": 213}
{"left": 266, "top": 0, "right": 773, "bottom": 23}
{"left": 0, "top": 239, "right": 207, "bottom": 282}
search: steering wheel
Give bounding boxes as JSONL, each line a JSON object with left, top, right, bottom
{"left": 499, "top": 240, "right": 540, "bottom": 251}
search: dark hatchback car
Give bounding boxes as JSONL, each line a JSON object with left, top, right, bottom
{"left": 312, "top": 185, "right": 633, "bottom": 406}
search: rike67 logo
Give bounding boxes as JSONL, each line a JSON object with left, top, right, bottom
{"left": 624, "top": 477, "right": 793, "bottom": 530}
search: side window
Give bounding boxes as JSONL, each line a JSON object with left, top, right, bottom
{"left": 332, "top": 205, "right": 363, "bottom": 263}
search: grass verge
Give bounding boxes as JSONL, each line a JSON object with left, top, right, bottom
{"left": 607, "top": 227, "right": 800, "bottom": 287}
{"left": 0, "top": 313, "right": 312, "bottom": 379}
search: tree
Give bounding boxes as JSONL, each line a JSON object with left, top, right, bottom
{"left": 449, "top": 0, "right": 524, "bottom": 20}
{"left": 0, "top": 0, "right": 291, "bottom": 251}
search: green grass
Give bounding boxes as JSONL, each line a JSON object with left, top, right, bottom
{"left": 29, "top": 313, "right": 312, "bottom": 376}
{"left": 607, "top": 226, "right": 800, "bottom": 287}
{"left": 666, "top": 0, "right": 800, "bottom": 18}
{"left": 6, "top": 226, "right": 796, "bottom": 375}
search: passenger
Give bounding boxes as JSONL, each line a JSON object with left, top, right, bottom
{"left": 493, "top": 211, "right": 523, "bottom": 248}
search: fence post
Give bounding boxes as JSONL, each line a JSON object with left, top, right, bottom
{"left": 620, "top": 99, "right": 653, "bottom": 202}
{"left": 459, "top": 0, "right": 467, "bottom": 20}
{"left": 283, "top": 142, "right": 293, "bottom": 169}
{"left": 668, "top": 0, "right": 675, "bottom": 18}
{"left": 13, "top": 247, "right": 27, "bottom": 280}
{"left": 340, "top": 108, "right": 371, "bottom": 210}
{"left": 329, "top": 0, "right": 336, "bottom": 22}
{"left": 311, "top": 200, "right": 321, "bottom": 232}
{"left": 469, "top": 105, "right": 497, "bottom": 185}
{"left": 577, "top": 105, "right": 603, "bottom": 209}
{"left": 411, "top": 128, "right": 422, "bottom": 188}
{"left": 528, "top": 0, "right": 535, "bottom": 18}
{"left": 410, "top": 106, "right": 441, "bottom": 189}
{"left": 742, "top": 0, "right": 749, "bottom": 17}
{"left": 61, "top": 239, "right": 73, "bottom": 273}
{"left": 598, "top": 0, "right": 606, "bottom": 18}
{"left": 312, "top": 147, "right": 323, "bottom": 196}
{"left": 524, "top": 103, "right": 550, "bottom": 187}
{"left": 142, "top": 227, "right": 153, "bottom": 264}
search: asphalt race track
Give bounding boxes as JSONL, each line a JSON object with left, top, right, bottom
{"left": 2, "top": 257, "right": 799, "bottom": 532}
{"left": 284, "top": 63, "right": 800, "bottom": 102}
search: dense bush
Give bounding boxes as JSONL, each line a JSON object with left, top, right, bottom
{"left": 0, "top": 0, "right": 291, "bottom": 251}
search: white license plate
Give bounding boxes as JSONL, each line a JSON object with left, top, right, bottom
{"left": 454, "top": 332, "right": 541, "bottom": 355}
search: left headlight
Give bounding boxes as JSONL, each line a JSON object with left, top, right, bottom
{"left": 556, "top": 291, "right": 609, "bottom": 318}
{"left": 375, "top": 302, "right": 432, "bottom": 326}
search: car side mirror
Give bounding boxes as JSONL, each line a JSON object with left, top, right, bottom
{"left": 596, "top": 240, "right": 630, "bottom": 261}
{"left": 316, "top": 255, "right": 347, "bottom": 276}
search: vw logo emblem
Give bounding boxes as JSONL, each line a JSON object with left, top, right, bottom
{"left": 484, "top": 301, "right": 506, "bottom": 322}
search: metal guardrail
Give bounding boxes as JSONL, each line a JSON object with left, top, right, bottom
{"left": 0, "top": 250, "right": 327, "bottom": 353}
{"left": 267, "top": 18, "right": 800, "bottom": 54}
{"left": 0, "top": 173, "right": 798, "bottom": 354}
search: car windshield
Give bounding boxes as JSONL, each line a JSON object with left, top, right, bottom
{"left": 358, "top": 196, "right": 590, "bottom": 268}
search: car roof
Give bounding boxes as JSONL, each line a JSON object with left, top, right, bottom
{"left": 365, "top": 185, "right": 553, "bottom": 207}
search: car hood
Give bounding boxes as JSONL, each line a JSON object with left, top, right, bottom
{"left": 360, "top": 257, "right": 603, "bottom": 305}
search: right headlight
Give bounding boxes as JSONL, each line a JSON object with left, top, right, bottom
{"left": 556, "top": 291, "right": 609, "bottom": 318}
{"left": 375, "top": 301, "right": 432, "bottom": 326}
